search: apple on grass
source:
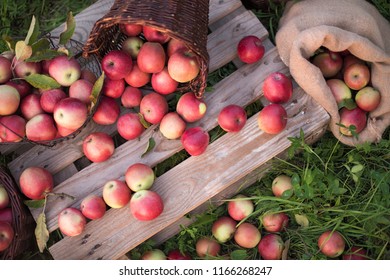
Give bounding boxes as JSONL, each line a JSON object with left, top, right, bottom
{"left": 167, "top": 51, "right": 200, "bottom": 83}
{"left": 140, "top": 92, "right": 168, "bottom": 124}
{"left": 124, "top": 62, "right": 151, "bottom": 88}
{"left": 20, "top": 93, "right": 44, "bottom": 120}
{"left": 40, "top": 88, "right": 67, "bottom": 113}
{"left": 19, "top": 166, "right": 53, "bottom": 200}
{"left": 69, "top": 79, "right": 93, "bottom": 104}
{"left": 338, "top": 107, "right": 367, "bottom": 136}
{"left": 0, "top": 221, "right": 14, "bottom": 252}
{"left": 159, "top": 112, "right": 186, "bottom": 140}
{"left": 121, "top": 36, "right": 144, "bottom": 59}
{"left": 271, "top": 174, "right": 293, "bottom": 198}
{"left": 80, "top": 194, "right": 106, "bottom": 220}
{"left": 117, "top": 112, "right": 145, "bottom": 140}
{"left": 0, "top": 186, "right": 10, "bottom": 209}
{"left": 53, "top": 97, "right": 88, "bottom": 131}
{"left": 318, "top": 230, "right": 345, "bottom": 258}
{"left": 101, "top": 50, "right": 133, "bottom": 80}
{"left": 176, "top": 92, "right": 207, "bottom": 123}
{"left": 58, "top": 207, "right": 86, "bottom": 237}
{"left": 0, "top": 115, "right": 26, "bottom": 142}
{"left": 92, "top": 95, "right": 120, "bottom": 126}
{"left": 237, "top": 35, "right": 265, "bottom": 64}
{"left": 102, "top": 77, "right": 125, "bottom": 99}
{"left": 82, "top": 132, "right": 115, "bottom": 163}
{"left": 121, "top": 86, "right": 143, "bottom": 108}
{"left": 227, "top": 194, "right": 254, "bottom": 221}
{"left": 120, "top": 23, "right": 143, "bottom": 37}
{"left": 125, "top": 163, "right": 155, "bottom": 192}
{"left": 217, "top": 104, "right": 247, "bottom": 132}
{"left": 233, "top": 222, "right": 261, "bottom": 249}
{"left": 129, "top": 190, "right": 163, "bottom": 221}
{"left": 0, "top": 85, "right": 20, "bottom": 116}
{"left": 25, "top": 113, "right": 57, "bottom": 142}
{"left": 343, "top": 63, "right": 370, "bottom": 91}
{"left": 263, "top": 72, "right": 293, "bottom": 104}
{"left": 142, "top": 25, "right": 170, "bottom": 44}
{"left": 181, "top": 127, "right": 209, "bottom": 156}
{"left": 261, "top": 212, "right": 289, "bottom": 233}
{"left": 355, "top": 86, "right": 381, "bottom": 112}
{"left": 195, "top": 237, "right": 221, "bottom": 258}
{"left": 137, "top": 42, "right": 166, "bottom": 74}
{"left": 257, "top": 233, "right": 285, "bottom": 260}
{"left": 151, "top": 67, "right": 179, "bottom": 95}
{"left": 0, "top": 56, "right": 12, "bottom": 83}
{"left": 312, "top": 50, "right": 343, "bottom": 78}
{"left": 257, "top": 103, "right": 288, "bottom": 134}
{"left": 102, "top": 180, "right": 132, "bottom": 209}
{"left": 211, "top": 216, "right": 237, "bottom": 243}
{"left": 342, "top": 246, "right": 369, "bottom": 260}
{"left": 48, "top": 55, "right": 81, "bottom": 86}
{"left": 141, "top": 249, "right": 167, "bottom": 260}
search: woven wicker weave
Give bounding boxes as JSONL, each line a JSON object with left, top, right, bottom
{"left": 0, "top": 166, "right": 35, "bottom": 259}
{"left": 82, "top": 0, "right": 210, "bottom": 98}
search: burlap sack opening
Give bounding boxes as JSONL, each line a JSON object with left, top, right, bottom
{"left": 275, "top": 0, "right": 390, "bottom": 146}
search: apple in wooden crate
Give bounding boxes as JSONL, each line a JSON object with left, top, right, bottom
{"left": 180, "top": 126, "right": 209, "bottom": 156}
{"left": 159, "top": 112, "right": 186, "bottom": 140}
{"left": 257, "top": 103, "right": 288, "bottom": 134}
{"left": 129, "top": 190, "right": 164, "bottom": 221}
{"left": 80, "top": 194, "right": 106, "bottom": 220}
{"left": 58, "top": 207, "right": 86, "bottom": 237}
{"left": 125, "top": 163, "right": 155, "bottom": 192}
{"left": 263, "top": 72, "right": 293, "bottom": 104}
{"left": 102, "top": 180, "right": 132, "bottom": 209}
{"left": 19, "top": 166, "right": 54, "bottom": 200}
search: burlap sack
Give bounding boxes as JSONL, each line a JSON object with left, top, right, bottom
{"left": 275, "top": 0, "right": 390, "bottom": 146}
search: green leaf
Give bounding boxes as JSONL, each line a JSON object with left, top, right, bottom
{"left": 24, "top": 199, "right": 45, "bottom": 208}
{"left": 230, "top": 249, "right": 248, "bottom": 260}
{"left": 25, "top": 15, "right": 40, "bottom": 46}
{"left": 338, "top": 98, "right": 356, "bottom": 110}
{"left": 35, "top": 212, "right": 50, "bottom": 253}
{"left": 351, "top": 164, "right": 364, "bottom": 174}
{"left": 30, "top": 37, "right": 51, "bottom": 55}
{"left": 90, "top": 72, "right": 104, "bottom": 108}
{"left": 24, "top": 73, "right": 61, "bottom": 90}
{"left": 141, "top": 137, "right": 156, "bottom": 158}
{"left": 59, "top": 12, "right": 76, "bottom": 45}
{"left": 2, "top": 34, "right": 14, "bottom": 51}
{"left": 27, "top": 49, "right": 61, "bottom": 62}
{"left": 15, "top": 40, "right": 32, "bottom": 61}
{"left": 138, "top": 113, "right": 151, "bottom": 129}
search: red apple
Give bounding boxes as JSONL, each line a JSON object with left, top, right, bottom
{"left": 13, "top": 60, "right": 42, "bottom": 78}
{"left": 257, "top": 103, "right": 287, "bottom": 134}
{"left": 20, "top": 92, "right": 44, "bottom": 120}
{"left": 318, "top": 230, "right": 345, "bottom": 258}
{"left": 142, "top": 25, "right": 170, "bottom": 44}
{"left": 0, "top": 186, "right": 9, "bottom": 210}
{"left": 129, "top": 190, "right": 164, "bottom": 221}
{"left": 263, "top": 72, "right": 293, "bottom": 104}
{"left": 355, "top": 86, "right": 381, "bottom": 112}
{"left": 140, "top": 92, "right": 168, "bottom": 124}
{"left": 343, "top": 63, "right": 370, "bottom": 90}
{"left": 312, "top": 51, "right": 343, "bottom": 78}
{"left": 137, "top": 42, "right": 166, "bottom": 74}
{"left": 122, "top": 36, "right": 144, "bottom": 59}
{"left": 234, "top": 222, "right": 261, "bottom": 248}
{"left": 25, "top": 113, "right": 57, "bottom": 141}
{"left": 120, "top": 23, "right": 143, "bottom": 37}
{"left": 151, "top": 67, "right": 179, "bottom": 95}
{"left": 237, "top": 35, "right": 265, "bottom": 64}
{"left": 117, "top": 112, "right": 145, "bottom": 140}
{"left": 125, "top": 163, "right": 155, "bottom": 192}
{"left": 5, "top": 79, "right": 31, "bottom": 98}
{"left": 342, "top": 246, "right": 369, "bottom": 260}
{"left": 80, "top": 194, "right": 106, "bottom": 220}
{"left": 176, "top": 92, "right": 207, "bottom": 123}
{"left": 141, "top": 249, "right": 167, "bottom": 260}
{"left": 211, "top": 216, "right": 237, "bottom": 243}
{"left": 218, "top": 104, "right": 247, "bottom": 132}
{"left": 102, "top": 180, "right": 132, "bottom": 209}
{"left": 271, "top": 174, "right": 293, "bottom": 198}
{"left": 166, "top": 37, "right": 189, "bottom": 57}
{"left": 0, "top": 85, "right": 20, "bottom": 116}
{"left": 195, "top": 237, "right": 221, "bottom": 258}
{"left": 159, "top": 112, "right": 186, "bottom": 140}
{"left": 101, "top": 50, "right": 133, "bottom": 80}
{"left": 0, "top": 221, "right": 14, "bottom": 252}
{"left": 80, "top": 68, "right": 97, "bottom": 84}
{"left": 48, "top": 55, "right": 81, "bottom": 86}
{"left": 69, "top": 79, "right": 93, "bottom": 104}
{"left": 19, "top": 166, "right": 53, "bottom": 200}
{"left": 0, "top": 55, "right": 12, "bottom": 83}
{"left": 257, "top": 233, "right": 285, "bottom": 260}
{"left": 124, "top": 61, "right": 151, "bottom": 88}
{"left": 227, "top": 194, "right": 254, "bottom": 221}
{"left": 40, "top": 88, "right": 67, "bottom": 113}
{"left": 180, "top": 127, "right": 209, "bottom": 156}
{"left": 53, "top": 97, "right": 88, "bottom": 130}
{"left": 102, "top": 77, "right": 125, "bottom": 99}
{"left": 167, "top": 50, "right": 200, "bottom": 83}
{"left": 58, "top": 207, "right": 86, "bottom": 237}
{"left": 82, "top": 132, "right": 115, "bottom": 163}
{"left": 326, "top": 79, "right": 352, "bottom": 107}
{"left": 342, "top": 54, "right": 365, "bottom": 73}
{"left": 0, "top": 115, "right": 26, "bottom": 142}
{"left": 0, "top": 208, "right": 12, "bottom": 225}
{"left": 261, "top": 212, "right": 289, "bottom": 233}
{"left": 92, "top": 95, "right": 120, "bottom": 125}
{"left": 339, "top": 107, "right": 367, "bottom": 136}
{"left": 167, "top": 249, "right": 192, "bottom": 260}
{"left": 121, "top": 86, "right": 143, "bottom": 108}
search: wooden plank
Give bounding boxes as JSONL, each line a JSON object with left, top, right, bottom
{"left": 209, "top": 0, "right": 243, "bottom": 25}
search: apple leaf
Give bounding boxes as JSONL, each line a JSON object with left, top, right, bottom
{"left": 24, "top": 199, "right": 45, "bottom": 208}
{"left": 138, "top": 113, "right": 151, "bottom": 129}
{"left": 15, "top": 40, "right": 33, "bottom": 62}
{"left": 30, "top": 37, "right": 51, "bottom": 54}
{"left": 2, "top": 34, "right": 14, "bottom": 51}
{"left": 24, "top": 73, "right": 61, "bottom": 90}
{"left": 27, "top": 49, "right": 62, "bottom": 62}
{"left": 35, "top": 212, "right": 50, "bottom": 253}
{"left": 90, "top": 71, "right": 105, "bottom": 109}
{"left": 338, "top": 98, "right": 356, "bottom": 110}
{"left": 295, "top": 213, "right": 309, "bottom": 228}
{"left": 141, "top": 137, "right": 156, "bottom": 158}
{"left": 25, "top": 15, "right": 40, "bottom": 46}
{"left": 230, "top": 249, "right": 248, "bottom": 260}
{"left": 59, "top": 12, "right": 75, "bottom": 46}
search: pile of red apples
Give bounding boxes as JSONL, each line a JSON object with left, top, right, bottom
{"left": 0, "top": 184, "right": 14, "bottom": 253}
{"left": 311, "top": 47, "right": 381, "bottom": 137}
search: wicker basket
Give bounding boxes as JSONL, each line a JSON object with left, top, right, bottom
{"left": 82, "top": 0, "right": 210, "bottom": 98}
{"left": 0, "top": 166, "right": 35, "bottom": 259}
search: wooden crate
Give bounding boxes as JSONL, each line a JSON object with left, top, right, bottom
{"left": 1, "top": 0, "right": 330, "bottom": 260}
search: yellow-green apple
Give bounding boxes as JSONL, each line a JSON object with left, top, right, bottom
{"left": 142, "top": 25, "right": 170, "bottom": 44}
{"left": 129, "top": 189, "right": 164, "bottom": 221}
{"left": 48, "top": 55, "right": 81, "bottom": 86}
{"left": 53, "top": 97, "right": 88, "bottom": 130}
{"left": 0, "top": 115, "right": 26, "bottom": 142}
{"left": 69, "top": 79, "right": 93, "bottom": 104}
{"left": 92, "top": 95, "right": 120, "bottom": 125}
{"left": 167, "top": 50, "right": 200, "bottom": 83}
{"left": 5, "top": 79, "right": 31, "bottom": 98}
{"left": 137, "top": 42, "right": 166, "bottom": 74}
{"left": 140, "top": 92, "right": 168, "bottom": 124}
{"left": 151, "top": 67, "right": 179, "bottom": 95}
{"left": 233, "top": 222, "right": 261, "bottom": 248}
{"left": 82, "top": 132, "right": 115, "bottom": 163}
{"left": 25, "top": 113, "right": 57, "bottom": 141}
{"left": 166, "top": 37, "right": 189, "bottom": 57}
{"left": 271, "top": 174, "right": 293, "bottom": 198}
{"left": 20, "top": 92, "right": 44, "bottom": 120}
{"left": 120, "top": 23, "right": 143, "bottom": 37}
{"left": 312, "top": 50, "right": 343, "bottom": 78}
{"left": 227, "top": 194, "right": 254, "bottom": 221}
{"left": 318, "top": 230, "right": 345, "bottom": 258}
{"left": 159, "top": 111, "right": 186, "bottom": 140}
{"left": 117, "top": 112, "right": 145, "bottom": 140}
{"left": 355, "top": 86, "right": 381, "bottom": 112}
{"left": 0, "top": 56, "right": 12, "bottom": 83}
{"left": 0, "top": 221, "right": 14, "bottom": 252}
{"left": 121, "top": 86, "right": 142, "bottom": 108}
{"left": 13, "top": 60, "right": 42, "bottom": 78}
{"left": 326, "top": 79, "right": 352, "bottom": 108}
{"left": 125, "top": 163, "right": 155, "bottom": 192}
{"left": 0, "top": 186, "right": 9, "bottom": 209}
{"left": 102, "top": 179, "right": 132, "bottom": 209}
{"left": 342, "top": 246, "right": 369, "bottom": 260}
{"left": 19, "top": 166, "right": 53, "bottom": 200}
{"left": 124, "top": 61, "right": 151, "bottom": 88}
{"left": 257, "top": 103, "right": 287, "bottom": 134}
{"left": 80, "top": 68, "right": 97, "bottom": 84}
{"left": 343, "top": 63, "right": 370, "bottom": 90}
{"left": 211, "top": 216, "right": 237, "bottom": 243}
{"left": 141, "top": 249, "right": 167, "bottom": 260}
{"left": 263, "top": 72, "right": 293, "bottom": 104}
{"left": 195, "top": 237, "right": 221, "bottom": 258}
{"left": 217, "top": 104, "right": 247, "bottom": 132}
{"left": 40, "top": 88, "right": 67, "bottom": 113}
{"left": 342, "top": 54, "right": 365, "bottom": 73}
{"left": 101, "top": 50, "right": 133, "bottom": 80}
{"left": 257, "top": 233, "right": 285, "bottom": 260}
{"left": 261, "top": 212, "right": 289, "bottom": 233}
{"left": 102, "top": 77, "right": 125, "bottom": 99}
{"left": 80, "top": 194, "right": 106, "bottom": 220}
{"left": 180, "top": 126, "right": 209, "bottom": 156}
{"left": 237, "top": 35, "right": 265, "bottom": 64}
{"left": 0, "top": 85, "right": 20, "bottom": 116}
{"left": 167, "top": 249, "right": 192, "bottom": 260}
{"left": 176, "top": 92, "right": 207, "bottom": 122}
{"left": 58, "top": 207, "right": 86, "bottom": 237}
{"left": 0, "top": 208, "right": 12, "bottom": 225}
{"left": 122, "top": 36, "right": 144, "bottom": 59}
{"left": 339, "top": 107, "right": 367, "bottom": 136}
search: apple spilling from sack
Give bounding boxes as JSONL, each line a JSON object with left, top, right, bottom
{"left": 311, "top": 47, "right": 381, "bottom": 137}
